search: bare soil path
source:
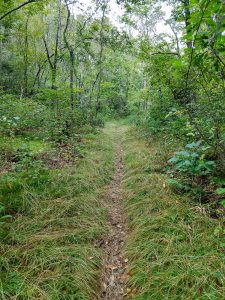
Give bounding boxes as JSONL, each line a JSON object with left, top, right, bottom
{"left": 100, "top": 141, "right": 129, "bottom": 300}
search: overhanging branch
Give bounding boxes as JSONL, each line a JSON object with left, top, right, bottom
{"left": 0, "top": 0, "right": 41, "bottom": 21}
{"left": 150, "top": 52, "right": 180, "bottom": 56}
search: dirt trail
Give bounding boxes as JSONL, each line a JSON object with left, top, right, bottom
{"left": 100, "top": 142, "right": 128, "bottom": 300}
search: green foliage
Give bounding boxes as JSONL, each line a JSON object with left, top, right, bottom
{"left": 216, "top": 187, "right": 225, "bottom": 208}
{"left": 168, "top": 141, "right": 215, "bottom": 177}
{"left": 167, "top": 141, "right": 218, "bottom": 200}
{"left": 0, "top": 93, "right": 95, "bottom": 145}
{"left": 128, "top": 0, "right": 225, "bottom": 207}
{"left": 216, "top": 188, "right": 225, "bottom": 196}
{"left": 0, "top": 94, "right": 48, "bottom": 137}
{"left": 35, "top": 88, "right": 70, "bottom": 109}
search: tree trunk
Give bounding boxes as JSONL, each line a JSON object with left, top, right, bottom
{"left": 42, "top": 0, "right": 62, "bottom": 109}
{"left": 95, "top": 3, "right": 107, "bottom": 116}
{"left": 183, "top": 0, "right": 192, "bottom": 48}
{"left": 52, "top": 0, "right": 62, "bottom": 90}
{"left": 23, "top": 17, "right": 29, "bottom": 95}
{"left": 69, "top": 49, "right": 75, "bottom": 110}
{"left": 63, "top": 0, "right": 75, "bottom": 110}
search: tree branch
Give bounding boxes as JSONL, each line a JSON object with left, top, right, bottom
{"left": 42, "top": 36, "right": 54, "bottom": 70}
{"left": 0, "top": 0, "right": 41, "bottom": 21}
{"left": 150, "top": 52, "right": 180, "bottom": 56}
{"left": 63, "top": 0, "right": 71, "bottom": 51}
{"left": 211, "top": 50, "right": 225, "bottom": 69}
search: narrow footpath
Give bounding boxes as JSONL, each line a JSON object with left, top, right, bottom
{"left": 98, "top": 122, "right": 224, "bottom": 300}
{"left": 100, "top": 142, "right": 128, "bottom": 299}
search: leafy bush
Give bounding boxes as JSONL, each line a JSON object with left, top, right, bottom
{"left": 35, "top": 88, "right": 70, "bottom": 109}
{"left": 0, "top": 115, "right": 21, "bottom": 136}
{"left": 0, "top": 94, "right": 49, "bottom": 137}
{"left": 215, "top": 185, "right": 225, "bottom": 209}
{"left": 168, "top": 141, "right": 216, "bottom": 201}
{"left": 90, "top": 114, "right": 105, "bottom": 127}
{"left": 168, "top": 141, "right": 215, "bottom": 177}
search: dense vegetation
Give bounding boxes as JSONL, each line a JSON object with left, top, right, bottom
{"left": 0, "top": 0, "right": 224, "bottom": 298}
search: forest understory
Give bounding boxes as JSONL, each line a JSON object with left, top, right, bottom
{"left": 1, "top": 0, "right": 225, "bottom": 299}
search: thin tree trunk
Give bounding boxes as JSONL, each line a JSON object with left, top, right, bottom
{"left": 95, "top": 3, "right": 107, "bottom": 115}
{"left": 24, "top": 17, "right": 29, "bottom": 95}
{"left": 52, "top": 0, "right": 62, "bottom": 90}
{"left": 42, "top": 0, "right": 62, "bottom": 109}
{"left": 63, "top": 0, "right": 75, "bottom": 110}
{"left": 183, "top": 0, "right": 192, "bottom": 49}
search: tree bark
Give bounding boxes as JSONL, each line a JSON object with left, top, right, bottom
{"left": 63, "top": 0, "right": 75, "bottom": 110}
{"left": 183, "top": 0, "right": 192, "bottom": 48}
{"left": 23, "top": 17, "right": 29, "bottom": 95}
{"left": 95, "top": 3, "right": 107, "bottom": 115}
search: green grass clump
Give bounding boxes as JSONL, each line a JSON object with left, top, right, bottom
{"left": 123, "top": 130, "right": 225, "bottom": 300}
{"left": 0, "top": 136, "right": 50, "bottom": 155}
{"left": 0, "top": 129, "right": 115, "bottom": 299}
{"left": 0, "top": 136, "right": 50, "bottom": 173}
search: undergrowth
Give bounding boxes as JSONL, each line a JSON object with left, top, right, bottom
{"left": 123, "top": 128, "right": 225, "bottom": 300}
{"left": 0, "top": 130, "right": 115, "bottom": 299}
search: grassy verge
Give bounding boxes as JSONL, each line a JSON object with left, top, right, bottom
{"left": 0, "top": 136, "right": 51, "bottom": 172}
{"left": 123, "top": 128, "right": 225, "bottom": 299}
{"left": 0, "top": 130, "right": 115, "bottom": 299}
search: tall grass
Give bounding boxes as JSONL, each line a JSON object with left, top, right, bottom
{"left": 123, "top": 129, "right": 225, "bottom": 299}
{"left": 0, "top": 130, "right": 115, "bottom": 299}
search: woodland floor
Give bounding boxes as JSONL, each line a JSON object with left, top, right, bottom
{"left": 1, "top": 122, "right": 224, "bottom": 299}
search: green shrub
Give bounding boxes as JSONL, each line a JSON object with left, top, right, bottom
{"left": 0, "top": 94, "right": 49, "bottom": 137}
{"left": 168, "top": 141, "right": 216, "bottom": 201}
{"left": 168, "top": 141, "right": 215, "bottom": 177}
